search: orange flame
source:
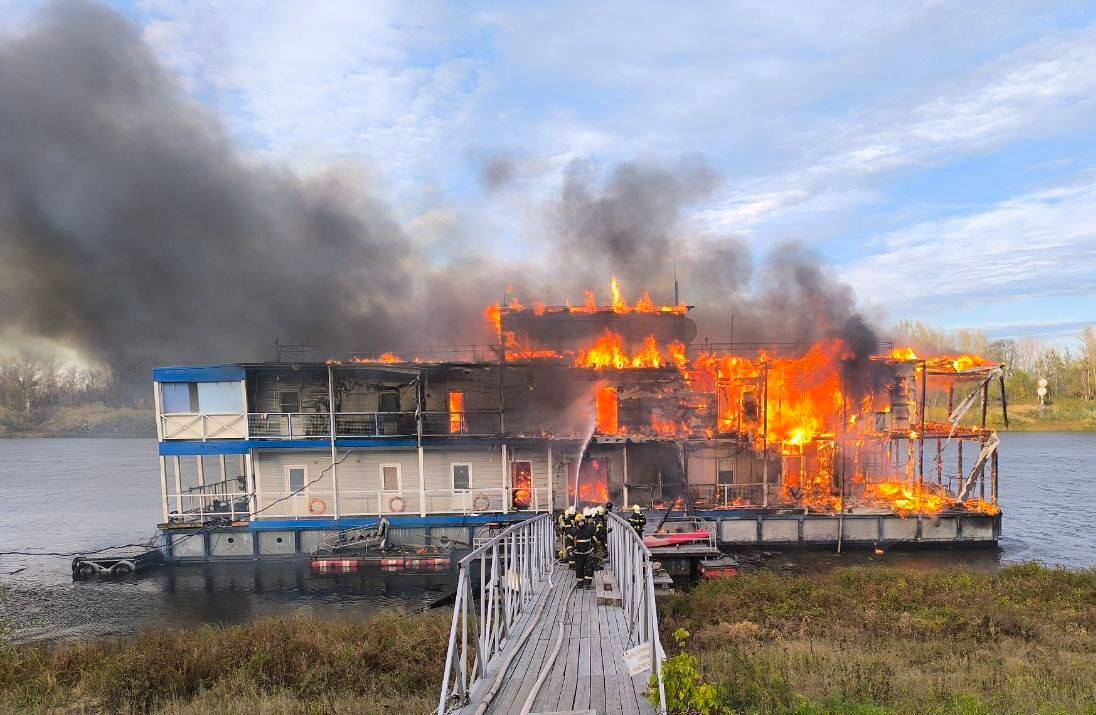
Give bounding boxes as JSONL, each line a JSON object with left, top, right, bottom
{"left": 575, "top": 331, "right": 667, "bottom": 369}
{"left": 595, "top": 386, "right": 619, "bottom": 434}
{"left": 448, "top": 391, "right": 465, "bottom": 434}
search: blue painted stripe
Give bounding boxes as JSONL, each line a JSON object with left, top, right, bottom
{"left": 337, "top": 438, "right": 417, "bottom": 448}
{"left": 421, "top": 436, "right": 547, "bottom": 447}
{"left": 248, "top": 440, "right": 330, "bottom": 450}
{"left": 159, "top": 441, "right": 253, "bottom": 456}
{"left": 153, "top": 365, "right": 245, "bottom": 382}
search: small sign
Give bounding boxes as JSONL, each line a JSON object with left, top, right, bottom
{"left": 1037, "top": 378, "right": 1049, "bottom": 388}
{"left": 623, "top": 642, "right": 651, "bottom": 677}
{"left": 1036, "top": 386, "right": 1048, "bottom": 397}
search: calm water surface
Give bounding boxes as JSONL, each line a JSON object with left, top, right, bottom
{"left": 0, "top": 433, "right": 1093, "bottom": 641}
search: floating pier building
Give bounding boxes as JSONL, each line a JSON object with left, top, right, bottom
{"left": 152, "top": 285, "right": 1004, "bottom": 560}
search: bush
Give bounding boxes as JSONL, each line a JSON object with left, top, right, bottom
{"left": 658, "top": 564, "right": 1096, "bottom": 715}
{"left": 0, "top": 611, "right": 449, "bottom": 713}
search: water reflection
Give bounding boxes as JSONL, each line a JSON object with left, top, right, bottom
{"left": 4, "top": 560, "right": 458, "bottom": 643}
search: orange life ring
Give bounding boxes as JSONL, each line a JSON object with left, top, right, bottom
{"left": 388, "top": 495, "right": 406, "bottom": 513}
{"left": 308, "top": 497, "right": 327, "bottom": 515}
{"left": 473, "top": 493, "right": 491, "bottom": 511}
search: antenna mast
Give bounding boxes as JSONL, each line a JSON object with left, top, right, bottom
{"left": 673, "top": 251, "right": 680, "bottom": 305}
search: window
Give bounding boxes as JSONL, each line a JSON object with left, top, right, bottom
{"left": 452, "top": 464, "right": 470, "bottom": 491}
{"left": 197, "top": 382, "right": 243, "bottom": 413}
{"left": 162, "top": 381, "right": 243, "bottom": 414}
{"left": 381, "top": 464, "right": 401, "bottom": 491}
{"left": 717, "top": 458, "right": 735, "bottom": 485}
{"left": 448, "top": 391, "right": 465, "bottom": 433}
{"left": 511, "top": 461, "right": 532, "bottom": 510}
{"left": 162, "top": 382, "right": 199, "bottom": 413}
{"left": 279, "top": 391, "right": 301, "bottom": 414}
{"left": 286, "top": 465, "right": 308, "bottom": 493}
{"left": 379, "top": 391, "right": 400, "bottom": 412}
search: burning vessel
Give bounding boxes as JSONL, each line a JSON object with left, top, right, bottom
{"left": 151, "top": 280, "right": 1004, "bottom": 560}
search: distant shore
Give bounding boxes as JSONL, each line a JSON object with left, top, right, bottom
{"left": 1, "top": 400, "right": 1093, "bottom": 438}
{"left": 0, "top": 404, "right": 155, "bottom": 438}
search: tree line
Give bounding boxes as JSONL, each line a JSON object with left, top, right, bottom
{"left": 0, "top": 352, "right": 141, "bottom": 415}
{"left": 894, "top": 320, "right": 1096, "bottom": 404}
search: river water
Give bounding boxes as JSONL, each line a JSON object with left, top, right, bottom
{"left": 0, "top": 433, "right": 1093, "bottom": 642}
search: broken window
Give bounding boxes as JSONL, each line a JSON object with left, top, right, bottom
{"left": 379, "top": 391, "right": 400, "bottom": 413}
{"left": 448, "top": 391, "right": 465, "bottom": 433}
{"left": 279, "top": 390, "right": 300, "bottom": 414}
{"left": 717, "top": 458, "right": 735, "bottom": 484}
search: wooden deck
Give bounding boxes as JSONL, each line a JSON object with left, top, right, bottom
{"left": 457, "top": 568, "right": 657, "bottom": 715}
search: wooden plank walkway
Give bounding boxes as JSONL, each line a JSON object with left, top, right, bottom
{"left": 457, "top": 568, "right": 657, "bottom": 715}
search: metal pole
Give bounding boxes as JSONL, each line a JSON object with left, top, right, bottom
{"left": 501, "top": 444, "right": 509, "bottom": 514}
{"left": 417, "top": 369, "right": 426, "bottom": 517}
{"left": 762, "top": 364, "right": 769, "bottom": 508}
{"left": 546, "top": 441, "right": 554, "bottom": 512}
{"left": 173, "top": 456, "right": 183, "bottom": 515}
{"left": 990, "top": 450, "right": 999, "bottom": 504}
{"left": 327, "top": 364, "right": 340, "bottom": 520}
{"left": 979, "top": 383, "right": 988, "bottom": 498}
{"left": 158, "top": 456, "right": 169, "bottom": 522}
{"left": 622, "top": 443, "right": 630, "bottom": 507}
{"left": 917, "top": 360, "right": 927, "bottom": 487}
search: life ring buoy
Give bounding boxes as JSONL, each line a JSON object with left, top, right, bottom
{"left": 308, "top": 497, "right": 327, "bottom": 515}
{"left": 388, "top": 495, "right": 406, "bottom": 513}
{"left": 472, "top": 493, "right": 491, "bottom": 512}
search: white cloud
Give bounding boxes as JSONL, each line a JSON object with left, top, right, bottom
{"left": 843, "top": 177, "right": 1096, "bottom": 316}
{"left": 696, "top": 25, "right": 1096, "bottom": 236}
{"left": 137, "top": 0, "right": 487, "bottom": 197}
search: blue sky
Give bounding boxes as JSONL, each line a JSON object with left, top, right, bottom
{"left": 4, "top": 0, "right": 1095, "bottom": 345}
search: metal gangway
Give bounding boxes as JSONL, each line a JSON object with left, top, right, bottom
{"left": 438, "top": 512, "right": 667, "bottom": 714}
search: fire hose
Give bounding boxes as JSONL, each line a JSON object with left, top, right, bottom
{"left": 470, "top": 565, "right": 561, "bottom": 715}
{"left": 518, "top": 579, "right": 578, "bottom": 715}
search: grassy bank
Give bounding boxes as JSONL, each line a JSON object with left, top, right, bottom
{"left": 0, "top": 404, "right": 154, "bottom": 437}
{"left": 0, "top": 611, "right": 450, "bottom": 714}
{"left": 926, "top": 396, "right": 1096, "bottom": 431}
{"left": 1, "top": 565, "right": 1092, "bottom": 714}
{"left": 659, "top": 563, "right": 1096, "bottom": 714}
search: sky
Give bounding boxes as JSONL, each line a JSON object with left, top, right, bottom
{"left": 3, "top": 0, "right": 1095, "bottom": 347}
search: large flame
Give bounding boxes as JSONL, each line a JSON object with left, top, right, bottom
{"left": 478, "top": 279, "right": 999, "bottom": 517}
{"left": 595, "top": 385, "right": 619, "bottom": 434}
{"left": 575, "top": 331, "right": 667, "bottom": 369}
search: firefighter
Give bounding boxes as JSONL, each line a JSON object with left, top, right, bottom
{"left": 627, "top": 504, "right": 646, "bottom": 538}
{"left": 563, "top": 506, "right": 578, "bottom": 567}
{"left": 593, "top": 505, "right": 610, "bottom": 562}
{"left": 571, "top": 510, "right": 597, "bottom": 589}
{"left": 558, "top": 506, "right": 576, "bottom": 563}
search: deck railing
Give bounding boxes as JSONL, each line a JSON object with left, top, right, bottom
{"left": 438, "top": 514, "right": 555, "bottom": 714}
{"left": 607, "top": 511, "right": 668, "bottom": 714}
{"left": 161, "top": 412, "right": 248, "bottom": 440}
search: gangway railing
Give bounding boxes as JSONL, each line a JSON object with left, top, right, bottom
{"left": 607, "top": 511, "right": 668, "bottom": 714}
{"left": 437, "top": 514, "right": 555, "bottom": 714}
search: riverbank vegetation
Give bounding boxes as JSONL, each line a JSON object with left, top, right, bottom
{"left": 0, "top": 611, "right": 450, "bottom": 714}
{"left": 891, "top": 321, "right": 1096, "bottom": 431}
{"left": 0, "top": 352, "right": 154, "bottom": 437}
{"left": 658, "top": 563, "right": 1096, "bottom": 714}
{"left": 1, "top": 564, "right": 1092, "bottom": 714}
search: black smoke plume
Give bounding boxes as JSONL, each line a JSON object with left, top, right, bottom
{"left": 0, "top": 1, "right": 412, "bottom": 369}
{"left": 0, "top": 0, "right": 879, "bottom": 386}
